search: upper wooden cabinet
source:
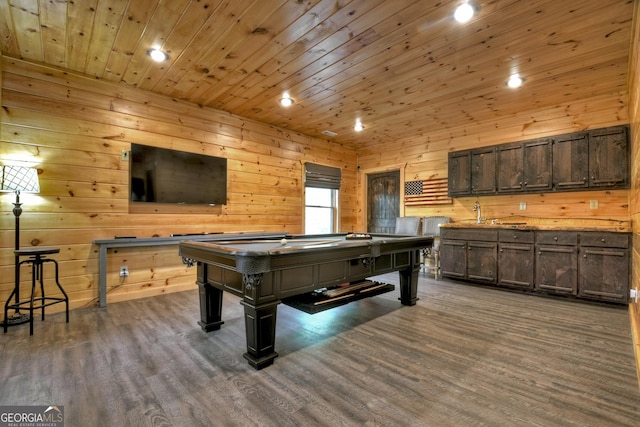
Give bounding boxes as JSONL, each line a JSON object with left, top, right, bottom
{"left": 448, "top": 125, "right": 628, "bottom": 197}
{"left": 447, "top": 146, "right": 498, "bottom": 196}
{"left": 497, "top": 138, "right": 552, "bottom": 193}
{"left": 448, "top": 150, "right": 471, "bottom": 196}
{"left": 523, "top": 138, "right": 553, "bottom": 192}
{"left": 471, "top": 147, "right": 496, "bottom": 194}
{"left": 588, "top": 125, "right": 628, "bottom": 189}
{"left": 552, "top": 132, "right": 589, "bottom": 191}
{"left": 496, "top": 143, "right": 522, "bottom": 192}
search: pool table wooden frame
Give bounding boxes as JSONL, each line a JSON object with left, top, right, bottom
{"left": 179, "top": 233, "right": 433, "bottom": 369}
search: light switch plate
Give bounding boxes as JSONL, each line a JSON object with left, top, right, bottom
{"left": 519, "top": 202, "right": 526, "bottom": 210}
{"left": 121, "top": 150, "right": 130, "bottom": 161}
{"left": 589, "top": 200, "right": 598, "bottom": 209}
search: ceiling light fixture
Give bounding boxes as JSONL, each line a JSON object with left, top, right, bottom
{"left": 147, "top": 48, "right": 168, "bottom": 62}
{"left": 279, "top": 92, "right": 294, "bottom": 107}
{"left": 354, "top": 120, "right": 364, "bottom": 132}
{"left": 507, "top": 73, "right": 523, "bottom": 88}
{"left": 454, "top": 2, "right": 475, "bottom": 23}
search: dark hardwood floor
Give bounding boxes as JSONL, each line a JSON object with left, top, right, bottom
{"left": 1, "top": 273, "right": 639, "bottom": 426}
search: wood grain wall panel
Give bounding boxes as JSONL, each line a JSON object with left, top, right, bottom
{"left": 358, "top": 92, "right": 628, "bottom": 158}
{"left": 357, "top": 92, "right": 631, "bottom": 227}
{"left": 0, "top": 57, "right": 357, "bottom": 310}
{"left": 628, "top": 0, "right": 640, "bottom": 368}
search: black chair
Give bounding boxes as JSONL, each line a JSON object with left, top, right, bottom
{"left": 4, "top": 247, "right": 69, "bottom": 335}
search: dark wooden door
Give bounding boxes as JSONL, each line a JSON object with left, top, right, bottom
{"left": 471, "top": 147, "right": 496, "bottom": 194}
{"left": 497, "top": 143, "right": 523, "bottom": 192}
{"left": 523, "top": 138, "right": 552, "bottom": 192}
{"left": 498, "top": 243, "right": 534, "bottom": 289}
{"left": 448, "top": 151, "right": 471, "bottom": 196}
{"left": 367, "top": 170, "right": 400, "bottom": 233}
{"left": 535, "top": 245, "right": 577, "bottom": 295}
{"left": 588, "top": 125, "right": 628, "bottom": 188}
{"left": 552, "top": 132, "right": 589, "bottom": 191}
{"left": 578, "top": 247, "right": 629, "bottom": 302}
{"left": 440, "top": 239, "right": 466, "bottom": 278}
{"left": 467, "top": 241, "right": 497, "bottom": 283}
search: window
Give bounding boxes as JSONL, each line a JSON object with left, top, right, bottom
{"left": 305, "top": 187, "right": 338, "bottom": 233}
{"left": 303, "top": 162, "right": 341, "bottom": 234}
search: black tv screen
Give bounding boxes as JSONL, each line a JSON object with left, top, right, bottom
{"left": 130, "top": 144, "right": 227, "bottom": 205}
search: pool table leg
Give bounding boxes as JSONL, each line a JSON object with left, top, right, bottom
{"left": 197, "top": 282, "right": 225, "bottom": 332}
{"left": 398, "top": 250, "right": 421, "bottom": 306}
{"left": 241, "top": 299, "right": 279, "bottom": 370}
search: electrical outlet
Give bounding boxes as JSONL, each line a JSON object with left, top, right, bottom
{"left": 631, "top": 288, "right": 639, "bottom": 303}
{"left": 121, "top": 150, "right": 130, "bottom": 161}
{"left": 519, "top": 202, "right": 526, "bottom": 210}
{"left": 589, "top": 200, "right": 598, "bottom": 209}
{"left": 120, "top": 266, "right": 129, "bottom": 277}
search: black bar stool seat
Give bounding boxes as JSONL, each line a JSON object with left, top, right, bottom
{"left": 4, "top": 247, "right": 69, "bottom": 335}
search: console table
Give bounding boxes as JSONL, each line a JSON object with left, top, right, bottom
{"left": 93, "top": 232, "right": 285, "bottom": 307}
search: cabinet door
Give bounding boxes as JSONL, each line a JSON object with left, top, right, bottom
{"left": 552, "top": 132, "right": 588, "bottom": 191}
{"left": 498, "top": 243, "right": 534, "bottom": 289}
{"left": 471, "top": 147, "right": 496, "bottom": 194}
{"left": 448, "top": 151, "right": 471, "bottom": 196}
{"left": 497, "top": 143, "right": 523, "bottom": 192}
{"left": 523, "top": 138, "right": 552, "bottom": 192}
{"left": 467, "top": 241, "right": 497, "bottom": 283}
{"left": 588, "top": 126, "right": 628, "bottom": 189}
{"left": 440, "top": 239, "right": 466, "bottom": 278}
{"left": 535, "top": 245, "right": 577, "bottom": 294}
{"left": 578, "top": 247, "right": 629, "bottom": 302}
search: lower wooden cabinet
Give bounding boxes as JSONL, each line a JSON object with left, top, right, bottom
{"left": 535, "top": 232, "right": 578, "bottom": 295}
{"left": 440, "top": 239, "right": 466, "bottom": 279}
{"left": 498, "top": 230, "right": 534, "bottom": 289}
{"left": 441, "top": 227, "right": 630, "bottom": 304}
{"left": 467, "top": 240, "right": 497, "bottom": 283}
{"left": 440, "top": 229, "right": 497, "bottom": 284}
{"left": 578, "top": 233, "right": 630, "bottom": 303}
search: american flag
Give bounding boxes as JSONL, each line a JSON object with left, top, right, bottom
{"left": 404, "top": 178, "right": 452, "bottom": 206}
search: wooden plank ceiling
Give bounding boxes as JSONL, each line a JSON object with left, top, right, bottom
{"left": 0, "top": 0, "right": 634, "bottom": 147}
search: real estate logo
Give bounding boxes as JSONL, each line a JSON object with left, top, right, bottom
{"left": 0, "top": 405, "right": 64, "bottom": 427}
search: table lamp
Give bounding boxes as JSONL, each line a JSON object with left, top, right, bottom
{"left": 1, "top": 165, "right": 40, "bottom": 326}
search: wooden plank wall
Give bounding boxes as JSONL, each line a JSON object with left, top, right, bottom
{"left": 0, "top": 56, "right": 358, "bottom": 310}
{"left": 356, "top": 93, "right": 630, "bottom": 227}
{"left": 627, "top": 0, "right": 640, "bottom": 388}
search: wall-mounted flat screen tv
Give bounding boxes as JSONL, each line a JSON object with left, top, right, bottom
{"left": 130, "top": 143, "right": 227, "bottom": 205}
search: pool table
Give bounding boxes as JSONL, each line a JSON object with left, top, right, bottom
{"left": 178, "top": 233, "right": 433, "bottom": 369}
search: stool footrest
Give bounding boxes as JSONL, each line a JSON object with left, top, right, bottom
{"left": 7, "top": 297, "right": 68, "bottom": 311}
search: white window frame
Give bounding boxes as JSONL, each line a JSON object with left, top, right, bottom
{"left": 304, "top": 187, "right": 339, "bottom": 234}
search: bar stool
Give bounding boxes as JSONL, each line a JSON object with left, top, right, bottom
{"left": 3, "top": 247, "right": 69, "bottom": 335}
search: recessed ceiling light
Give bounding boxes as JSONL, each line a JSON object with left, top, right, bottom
{"left": 280, "top": 92, "right": 294, "bottom": 107}
{"left": 354, "top": 120, "right": 364, "bottom": 132}
{"left": 454, "top": 2, "right": 475, "bottom": 23}
{"left": 148, "top": 48, "right": 168, "bottom": 62}
{"left": 507, "top": 73, "right": 523, "bottom": 88}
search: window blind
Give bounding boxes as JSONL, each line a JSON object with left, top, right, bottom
{"left": 304, "top": 162, "right": 341, "bottom": 189}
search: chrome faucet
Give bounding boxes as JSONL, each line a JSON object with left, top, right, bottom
{"left": 473, "top": 201, "right": 484, "bottom": 224}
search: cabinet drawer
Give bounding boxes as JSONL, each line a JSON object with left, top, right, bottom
{"left": 498, "top": 229, "right": 534, "bottom": 243}
{"left": 580, "top": 232, "right": 629, "bottom": 248}
{"left": 441, "top": 228, "right": 497, "bottom": 241}
{"left": 535, "top": 231, "right": 578, "bottom": 246}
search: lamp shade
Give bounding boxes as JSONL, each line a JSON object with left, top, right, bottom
{"left": 1, "top": 166, "right": 40, "bottom": 193}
